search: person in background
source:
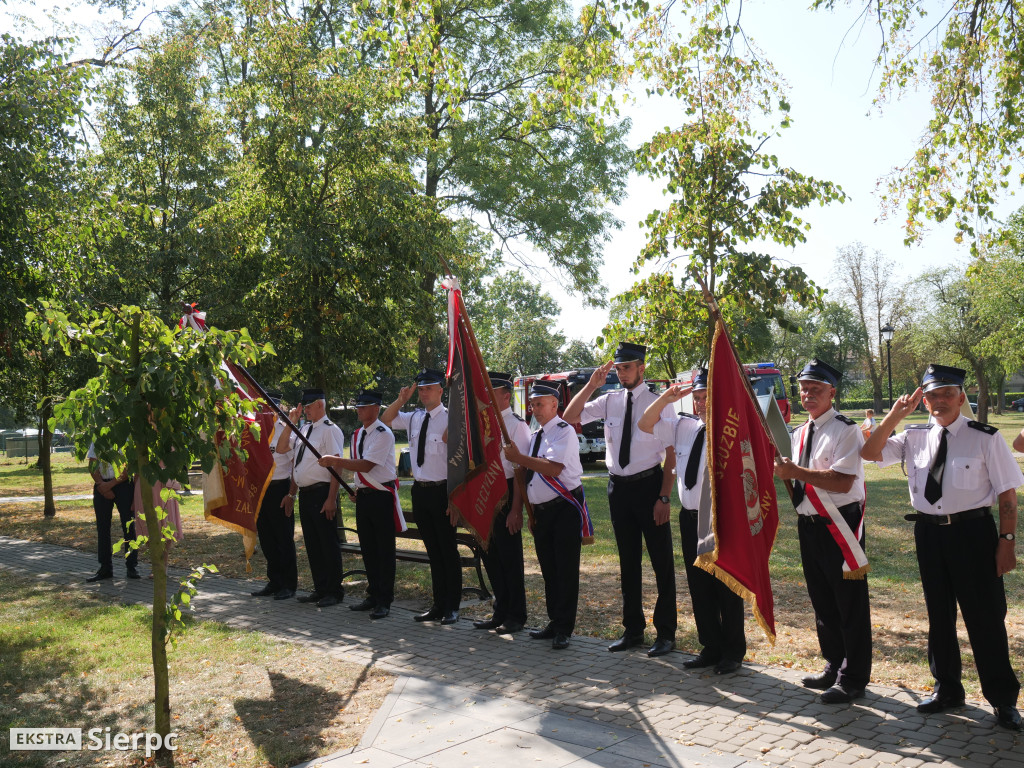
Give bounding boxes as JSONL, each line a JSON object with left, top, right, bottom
{"left": 86, "top": 442, "right": 139, "bottom": 582}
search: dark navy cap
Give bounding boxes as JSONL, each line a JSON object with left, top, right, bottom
{"left": 614, "top": 341, "right": 647, "bottom": 363}
{"left": 266, "top": 391, "right": 283, "bottom": 406}
{"left": 529, "top": 382, "right": 561, "bottom": 401}
{"left": 415, "top": 368, "right": 445, "bottom": 387}
{"left": 488, "top": 371, "right": 514, "bottom": 390}
{"left": 797, "top": 359, "right": 841, "bottom": 388}
{"left": 692, "top": 369, "right": 708, "bottom": 392}
{"left": 921, "top": 364, "right": 966, "bottom": 393}
{"left": 300, "top": 387, "right": 326, "bottom": 404}
{"left": 354, "top": 389, "right": 383, "bottom": 406}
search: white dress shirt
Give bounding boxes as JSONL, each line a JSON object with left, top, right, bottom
{"left": 351, "top": 419, "right": 398, "bottom": 488}
{"left": 789, "top": 408, "right": 865, "bottom": 513}
{"left": 289, "top": 417, "right": 345, "bottom": 488}
{"left": 392, "top": 404, "right": 448, "bottom": 482}
{"left": 515, "top": 419, "right": 584, "bottom": 505}
{"left": 501, "top": 407, "right": 531, "bottom": 480}
{"left": 876, "top": 415, "right": 1024, "bottom": 514}
{"left": 269, "top": 419, "right": 294, "bottom": 481}
{"left": 579, "top": 384, "right": 674, "bottom": 475}
{"left": 653, "top": 415, "right": 706, "bottom": 511}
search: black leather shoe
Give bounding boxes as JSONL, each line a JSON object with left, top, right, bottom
{"left": 820, "top": 685, "right": 865, "bottom": 704}
{"left": 349, "top": 598, "right": 375, "bottom": 611}
{"left": 996, "top": 705, "right": 1022, "bottom": 731}
{"left": 317, "top": 595, "right": 340, "bottom": 608}
{"left": 552, "top": 633, "right": 570, "bottom": 650}
{"left": 682, "top": 654, "right": 718, "bottom": 669}
{"left": 440, "top": 611, "right": 460, "bottom": 625}
{"left": 648, "top": 638, "right": 675, "bottom": 658}
{"left": 296, "top": 592, "right": 323, "bottom": 604}
{"left": 414, "top": 608, "right": 443, "bottom": 622}
{"left": 273, "top": 589, "right": 295, "bottom": 600}
{"left": 496, "top": 621, "right": 524, "bottom": 634}
{"left": 251, "top": 584, "right": 277, "bottom": 597}
{"left": 802, "top": 671, "right": 838, "bottom": 690}
{"left": 714, "top": 659, "right": 742, "bottom": 675}
{"left": 530, "top": 626, "right": 555, "bottom": 640}
{"left": 473, "top": 617, "right": 503, "bottom": 630}
{"left": 86, "top": 569, "right": 113, "bottom": 583}
{"left": 370, "top": 605, "right": 391, "bottom": 620}
{"left": 125, "top": 567, "right": 141, "bottom": 580}
{"left": 916, "top": 695, "right": 965, "bottom": 714}
{"left": 608, "top": 633, "right": 644, "bottom": 652}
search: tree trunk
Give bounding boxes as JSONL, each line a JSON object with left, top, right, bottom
{"left": 971, "top": 359, "right": 989, "bottom": 424}
{"left": 38, "top": 351, "right": 55, "bottom": 518}
{"left": 129, "top": 313, "right": 174, "bottom": 767}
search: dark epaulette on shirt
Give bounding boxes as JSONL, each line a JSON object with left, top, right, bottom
{"left": 968, "top": 420, "right": 999, "bottom": 436}
{"left": 556, "top": 420, "right": 569, "bottom": 428}
{"left": 512, "top": 413, "right": 525, "bottom": 422}
{"left": 324, "top": 419, "right": 334, "bottom": 426}
{"left": 834, "top": 413, "right": 855, "bottom": 426}
{"left": 376, "top": 425, "right": 386, "bottom": 432}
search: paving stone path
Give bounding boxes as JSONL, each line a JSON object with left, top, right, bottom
{"left": 1, "top": 535, "right": 1019, "bottom": 768}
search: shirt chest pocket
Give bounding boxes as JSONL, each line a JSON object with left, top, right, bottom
{"left": 911, "top": 450, "right": 931, "bottom": 485}
{"left": 604, "top": 418, "right": 620, "bottom": 445}
{"left": 949, "top": 456, "right": 981, "bottom": 490}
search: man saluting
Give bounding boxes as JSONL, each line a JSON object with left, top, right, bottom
{"left": 862, "top": 364, "right": 1022, "bottom": 731}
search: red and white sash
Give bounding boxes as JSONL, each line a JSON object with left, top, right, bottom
{"left": 798, "top": 485, "right": 869, "bottom": 579}
{"left": 351, "top": 427, "right": 407, "bottom": 533}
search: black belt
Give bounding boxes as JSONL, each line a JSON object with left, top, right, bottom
{"left": 299, "top": 481, "right": 331, "bottom": 491}
{"left": 682, "top": 508, "right": 698, "bottom": 518}
{"left": 356, "top": 481, "right": 396, "bottom": 494}
{"left": 533, "top": 487, "right": 584, "bottom": 513}
{"left": 269, "top": 478, "right": 291, "bottom": 486}
{"left": 414, "top": 479, "right": 446, "bottom": 488}
{"left": 609, "top": 466, "right": 660, "bottom": 483}
{"left": 905, "top": 507, "right": 990, "bottom": 526}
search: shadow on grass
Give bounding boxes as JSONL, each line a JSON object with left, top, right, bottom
{"left": 234, "top": 667, "right": 372, "bottom": 767}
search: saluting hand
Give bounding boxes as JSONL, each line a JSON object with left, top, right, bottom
{"left": 589, "top": 360, "right": 615, "bottom": 389}
{"left": 662, "top": 384, "right": 692, "bottom": 403}
{"left": 287, "top": 406, "right": 302, "bottom": 425}
{"left": 398, "top": 384, "right": 416, "bottom": 404}
{"left": 891, "top": 387, "right": 924, "bottom": 421}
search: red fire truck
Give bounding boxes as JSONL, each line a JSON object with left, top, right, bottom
{"left": 675, "top": 362, "right": 791, "bottom": 423}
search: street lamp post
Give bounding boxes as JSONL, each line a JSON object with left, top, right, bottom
{"left": 880, "top": 323, "right": 895, "bottom": 411}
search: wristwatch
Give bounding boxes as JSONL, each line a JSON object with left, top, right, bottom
{"left": 999, "top": 532, "right": 1015, "bottom": 541}
{"left": 657, "top": 495, "right": 671, "bottom": 504}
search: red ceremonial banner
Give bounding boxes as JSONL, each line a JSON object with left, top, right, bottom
{"left": 204, "top": 410, "right": 276, "bottom": 536}
{"left": 697, "top": 318, "right": 780, "bottom": 643}
{"left": 445, "top": 283, "right": 508, "bottom": 550}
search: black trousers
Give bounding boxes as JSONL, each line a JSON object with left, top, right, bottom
{"left": 608, "top": 468, "right": 677, "bottom": 638}
{"left": 680, "top": 508, "right": 745, "bottom": 663}
{"left": 480, "top": 478, "right": 527, "bottom": 625}
{"left": 297, "top": 482, "right": 343, "bottom": 598}
{"left": 798, "top": 505, "right": 872, "bottom": 690}
{"left": 533, "top": 492, "right": 583, "bottom": 636}
{"left": 93, "top": 480, "right": 137, "bottom": 571}
{"left": 412, "top": 482, "right": 462, "bottom": 613}
{"left": 256, "top": 478, "right": 296, "bottom": 591}
{"left": 356, "top": 487, "right": 397, "bottom": 607}
{"left": 915, "top": 513, "right": 1020, "bottom": 706}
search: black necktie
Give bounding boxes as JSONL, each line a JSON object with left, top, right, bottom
{"left": 417, "top": 412, "right": 430, "bottom": 467}
{"left": 792, "top": 420, "right": 815, "bottom": 507}
{"left": 524, "top": 430, "right": 543, "bottom": 484}
{"left": 618, "top": 391, "right": 633, "bottom": 469}
{"left": 295, "top": 423, "right": 314, "bottom": 465}
{"left": 358, "top": 427, "right": 367, "bottom": 458}
{"left": 925, "top": 428, "right": 948, "bottom": 504}
{"left": 684, "top": 425, "right": 706, "bottom": 490}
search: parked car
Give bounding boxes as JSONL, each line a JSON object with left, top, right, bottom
{"left": 1011, "top": 398, "right": 1024, "bottom": 412}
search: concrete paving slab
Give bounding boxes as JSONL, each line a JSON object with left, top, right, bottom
{"left": 423, "top": 725, "right": 597, "bottom": 768}
{"left": 370, "top": 705, "right": 499, "bottom": 760}
{"left": 511, "top": 710, "right": 635, "bottom": 749}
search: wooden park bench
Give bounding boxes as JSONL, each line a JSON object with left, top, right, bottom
{"left": 338, "top": 525, "right": 492, "bottom": 601}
